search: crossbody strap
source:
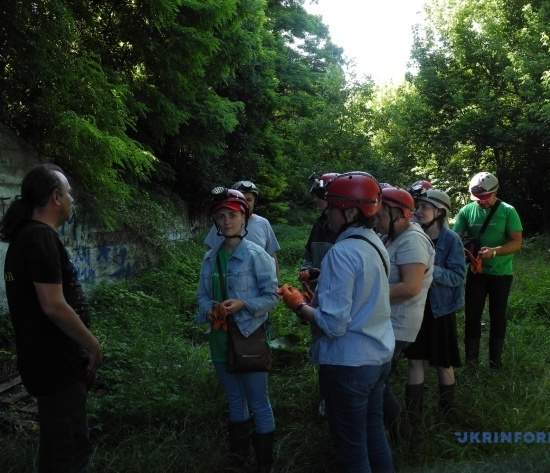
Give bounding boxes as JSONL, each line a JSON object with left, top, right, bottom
{"left": 409, "top": 229, "right": 435, "bottom": 249}
{"left": 345, "top": 235, "right": 389, "bottom": 276}
{"left": 479, "top": 199, "right": 501, "bottom": 236}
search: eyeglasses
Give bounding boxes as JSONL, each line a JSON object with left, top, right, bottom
{"left": 236, "top": 180, "right": 256, "bottom": 190}
{"left": 470, "top": 186, "right": 493, "bottom": 199}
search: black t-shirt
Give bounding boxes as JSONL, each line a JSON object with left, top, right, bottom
{"left": 304, "top": 213, "right": 339, "bottom": 266}
{"left": 4, "top": 220, "right": 89, "bottom": 395}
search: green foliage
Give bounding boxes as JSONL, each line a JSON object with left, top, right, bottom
{"left": 0, "top": 313, "right": 14, "bottom": 350}
{"left": 0, "top": 0, "right": 382, "bottom": 227}
{"left": 2, "top": 226, "right": 550, "bottom": 472}
{"left": 371, "top": 0, "right": 550, "bottom": 231}
{"left": 507, "top": 234, "right": 550, "bottom": 321}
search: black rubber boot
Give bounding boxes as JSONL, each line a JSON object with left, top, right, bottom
{"left": 489, "top": 338, "right": 505, "bottom": 369}
{"left": 253, "top": 431, "right": 274, "bottom": 473}
{"left": 383, "top": 384, "right": 402, "bottom": 445}
{"left": 400, "top": 383, "right": 424, "bottom": 441}
{"left": 464, "top": 338, "right": 480, "bottom": 367}
{"left": 227, "top": 418, "right": 252, "bottom": 470}
{"left": 439, "top": 383, "right": 455, "bottom": 417}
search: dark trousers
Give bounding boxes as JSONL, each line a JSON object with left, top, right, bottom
{"left": 37, "top": 381, "right": 91, "bottom": 473}
{"left": 464, "top": 271, "right": 513, "bottom": 341}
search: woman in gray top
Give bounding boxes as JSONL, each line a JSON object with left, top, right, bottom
{"left": 376, "top": 186, "right": 434, "bottom": 442}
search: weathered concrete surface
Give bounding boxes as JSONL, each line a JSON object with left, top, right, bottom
{"left": 0, "top": 123, "right": 196, "bottom": 311}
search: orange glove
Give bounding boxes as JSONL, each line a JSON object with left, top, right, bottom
{"left": 465, "top": 249, "right": 483, "bottom": 274}
{"left": 277, "top": 284, "right": 307, "bottom": 311}
{"left": 209, "top": 303, "right": 229, "bottom": 331}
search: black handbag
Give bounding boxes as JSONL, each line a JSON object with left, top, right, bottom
{"left": 217, "top": 253, "right": 272, "bottom": 373}
{"left": 227, "top": 319, "right": 272, "bottom": 373}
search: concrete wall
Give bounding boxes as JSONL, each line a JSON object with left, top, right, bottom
{"left": 0, "top": 123, "right": 197, "bottom": 311}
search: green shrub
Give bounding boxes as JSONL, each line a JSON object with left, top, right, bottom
{"left": 4, "top": 225, "right": 550, "bottom": 473}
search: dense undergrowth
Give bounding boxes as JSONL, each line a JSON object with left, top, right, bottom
{"left": 1, "top": 228, "right": 549, "bottom": 472}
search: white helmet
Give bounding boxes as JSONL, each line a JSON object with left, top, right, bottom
{"left": 418, "top": 189, "right": 451, "bottom": 214}
{"left": 469, "top": 172, "right": 499, "bottom": 199}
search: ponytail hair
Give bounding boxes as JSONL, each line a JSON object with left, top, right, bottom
{"left": 0, "top": 163, "right": 64, "bottom": 242}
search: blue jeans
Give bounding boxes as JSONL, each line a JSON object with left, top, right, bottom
{"left": 213, "top": 363, "right": 275, "bottom": 434}
{"left": 320, "top": 363, "right": 393, "bottom": 473}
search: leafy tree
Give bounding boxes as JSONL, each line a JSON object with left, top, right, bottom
{"left": 0, "top": 0, "right": 386, "bottom": 228}
{"left": 372, "top": 0, "right": 550, "bottom": 230}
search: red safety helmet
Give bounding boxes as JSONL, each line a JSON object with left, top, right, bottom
{"left": 326, "top": 172, "right": 382, "bottom": 218}
{"left": 408, "top": 179, "right": 433, "bottom": 200}
{"left": 210, "top": 187, "right": 250, "bottom": 219}
{"left": 309, "top": 172, "right": 340, "bottom": 199}
{"left": 382, "top": 187, "right": 415, "bottom": 219}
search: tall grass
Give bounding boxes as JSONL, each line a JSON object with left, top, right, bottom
{"left": 1, "top": 228, "right": 549, "bottom": 472}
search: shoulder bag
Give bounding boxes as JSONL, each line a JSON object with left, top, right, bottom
{"left": 217, "top": 253, "right": 272, "bottom": 373}
{"left": 463, "top": 199, "right": 501, "bottom": 258}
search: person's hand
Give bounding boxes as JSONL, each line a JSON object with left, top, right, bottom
{"left": 210, "top": 303, "right": 228, "bottom": 330}
{"left": 85, "top": 337, "right": 102, "bottom": 389}
{"left": 465, "top": 249, "right": 483, "bottom": 274}
{"left": 299, "top": 268, "right": 320, "bottom": 282}
{"left": 222, "top": 299, "right": 245, "bottom": 315}
{"left": 302, "top": 286, "right": 314, "bottom": 303}
{"left": 278, "top": 284, "right": 306, "bottom": 311}
{"left": 478, "top": 247, "right": 497, "bottom": 259}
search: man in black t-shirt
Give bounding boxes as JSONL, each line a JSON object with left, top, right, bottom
{"left": 1, "top": 164, "right": 102, "bottom": 473}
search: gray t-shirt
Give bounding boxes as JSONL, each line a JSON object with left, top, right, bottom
{"left": 387, "top": 222, "right": 435, "bottom": 342}
{"left": 204, "top": 214, "right": 280, "bottom": 256}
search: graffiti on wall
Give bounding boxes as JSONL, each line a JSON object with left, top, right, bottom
{"left": 69, "top": 243, "right": 136, "bottom": 284}
{"left": 0, "top": 196, "right": 137, "bottom": 286}
{"left": 59, "top": 211, "right": 137, "bottom": 285}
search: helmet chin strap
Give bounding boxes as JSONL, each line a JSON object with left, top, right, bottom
{"left": 215, "top": 222, "right": 249, "bottom": 239}
{"left": 420, "top": 209, "right": 444, "bottom": 231}
{"left": 421, "top": 218, "right": 438, "bottom": 231}
{"left": 388, "top": 208, "right": 400, "bottom": 241}
{"left": 336, "top": 208, "right": 359, "bottom": 235}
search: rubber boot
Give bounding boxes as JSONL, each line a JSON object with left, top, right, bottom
{"left": 383, "top": 385, "right": 402, "bottom": 445}
{"left": 253, "top": 431, "right": 274, "bottom": 473}
{"left": 464, "top": 338, "right": 480, "bottom": 368}
{"left": 489, "top": 338, "right": 505, "bottom": 369}
{"left": 402, "top": 383, "right": 424, "bottom": 440}
{"left": 227, "top": 418, "right": 252, "bottom": 470}
{"left": 439, "top": 383, "right": 455, "bottom": 417}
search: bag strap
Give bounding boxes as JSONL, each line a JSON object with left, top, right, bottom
{"left": 345, "top": 235, "right": 389, "bottom": 276}
{"left": 479, "top": 199, "right": 501, "bottom": 236}
{"left": 216, "top": 252, "right": 228, "bottom": 300}
{"left": 410, "top": 229, "right": 435, "bottom": 249}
